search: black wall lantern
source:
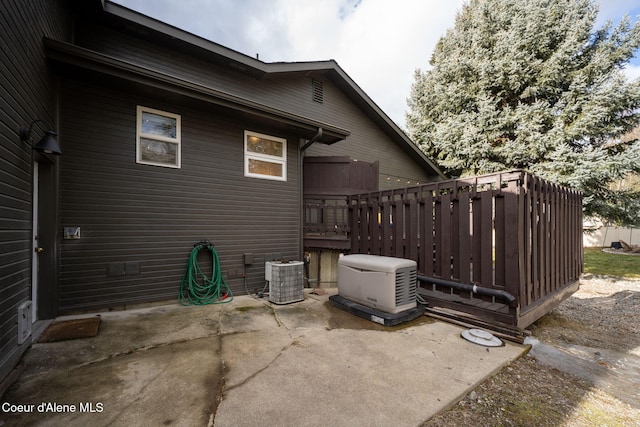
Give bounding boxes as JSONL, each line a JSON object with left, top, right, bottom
{"left": 20, "top": 119, "right": 62, "bottom": 155}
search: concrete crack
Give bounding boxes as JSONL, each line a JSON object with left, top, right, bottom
{"left": 71, "top": 334, "right": 220, "bottom": 369}
{"left": 222, "top": 336, "right": 302, "bottom": 394}
{"left": 262, "top": 302, "right": 285, "bottom": 328}
{"left": 213, "top": 303, "right": 295, "bottom": 424}
{"left": 107, "top": 356, "right": 173, "bottom": 425}
{"left": 209, "top": 309, "right": 225, "bottom": 427}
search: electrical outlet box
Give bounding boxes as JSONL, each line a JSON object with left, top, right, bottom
{"left": 64, "top": 226, "right": 81, "bottom": 239}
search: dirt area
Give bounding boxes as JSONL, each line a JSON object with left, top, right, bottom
{"left": 423, "top": 275, "right": 640, "bottom": 427}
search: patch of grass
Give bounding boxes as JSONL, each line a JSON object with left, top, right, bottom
{"left": 583, "top": 247, "right": 640, "bottom": 279}
{"left": 509, "top": 399, "right": 560, "bottom": 423}
{"left": 530, "top": 311, "right": 586, "bottom": 333}
{"left": 572, "top": 390, "right": 638, "bottom": 427}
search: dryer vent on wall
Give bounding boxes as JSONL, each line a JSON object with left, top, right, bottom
{"left": 17, "top": 301, "right": 33, "bottom": 345}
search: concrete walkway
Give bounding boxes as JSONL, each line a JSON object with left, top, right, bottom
{"left": 1, "top": 290, "right": 527, "bottom": 426}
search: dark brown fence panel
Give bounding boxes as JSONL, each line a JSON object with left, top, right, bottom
{"left": 455, "top": 191, "right": 471, "bottom": 284}
{"left": 516, "top": 173, "right": 583, "bottom": 324}
{"left": 407, "top": 197, "right": 419, "bottom": 263}
{"left": 421, "top": 191, "right": 435, "bottom": 277}
{"left": 503, "top": 185, "right": 520, "bottom": 300}
{"left": 303, "top": 198, "right": 349, "bottom": 238}
{"left": 382, "top": 197, "right": 393, "bottom": 256}
{"left": 303, "top": 196, "right": 350, "bottom": 250}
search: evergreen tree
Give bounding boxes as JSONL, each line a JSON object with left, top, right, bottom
{"left": 407, "top": 0, "right": 640, "bottom": 225}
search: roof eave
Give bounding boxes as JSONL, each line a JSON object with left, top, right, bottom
{"left": 45, "top": 38, "right": 350, "bottom": 144}
{"left": 103, "top": 1, "right": 270, "bottom": 79}
{"left": 99, "top": 0, "right": 445, "bottom": 177}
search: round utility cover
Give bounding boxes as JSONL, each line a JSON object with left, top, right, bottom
{"left": 461, "top": 329, "right": 504, "bottom": 347}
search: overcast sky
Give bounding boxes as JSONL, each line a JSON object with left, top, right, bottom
{"left": 112, "top": 0, "right": 640, "bottom": 128}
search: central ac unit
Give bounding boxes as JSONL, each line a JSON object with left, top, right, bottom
{"left": 337, "top": 254, "right": 417, "bottom": 314}
{"left": 265, "top": 261, "right": 304, "bottom": 304}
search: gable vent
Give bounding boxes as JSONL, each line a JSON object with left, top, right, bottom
{"left": 312, "top": 79, "right": 324, "bottom": 103}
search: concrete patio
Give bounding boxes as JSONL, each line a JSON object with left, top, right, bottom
{"left": 1, "top": 289, "right": 527, "bottom": 426}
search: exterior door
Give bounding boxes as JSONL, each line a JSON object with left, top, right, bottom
{"left": 31, "top": 156, "right": 57, "bottom": 320}
{"left": 31, "top": 161, "right": 40, "bottom": 321}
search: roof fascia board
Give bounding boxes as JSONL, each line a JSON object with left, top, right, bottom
{"left": 44, "top": 38, "right": 350, "bottom": 142}
{"left": 103, "top": 1, "right": 269, "bottom": 77}
{"left": 103, "top": 2, "right": 344, "bottom": 80}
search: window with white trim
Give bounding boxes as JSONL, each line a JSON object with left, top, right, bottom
{"left": 244, "top": 131, "right": 287, "bottom": 181}
{"left": 136, "top": 106, "right": 181, "bottom": 168}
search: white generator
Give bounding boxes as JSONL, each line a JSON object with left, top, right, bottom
{"left": 337, "top": 254, "right": 417, "bottom": 314}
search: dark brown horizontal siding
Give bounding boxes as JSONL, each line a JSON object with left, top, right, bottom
{"left": 59, "top": 78, "right": 301, "bottom": 311}
{"left": 75, "top": 22, "right": 272, "bottom": 109}
{"left": 294, "top": 76, "right": 433, "bottom": 187}
{"left": 0, "top": 0, "right": 70, "bottom": 380}
{"left": 304, "top": 80, "right": 431, "bottom": 189}
{"left": 73, "top": 23, "right": 436, "bottom": 190}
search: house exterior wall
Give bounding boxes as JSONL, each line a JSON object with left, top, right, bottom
{"left": 0, "top": 0, "right": 70, "bottom": 382}
{"left": 0, "top": 0, "right": 582, "bottom": 384}
{"left": 1, "top": 0, "right": 442, "bottom": 382}
{"left": 58, "top": 77, "right": 302, "bottom": 311}
{"left": 73, "top": 20, "right": 436, "bottom": 189}
{"left": 49, "top": 11, "right": 438, "bottom": 311}
{"left": 301, "top": 76, "right": 432, "bottom": 190}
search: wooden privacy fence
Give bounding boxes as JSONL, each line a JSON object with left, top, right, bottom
{"left": 347, "top": 170, "right": 583, "bottom": 328}
{"left": 303, "top": 197, "right": 350, "bottom": 250}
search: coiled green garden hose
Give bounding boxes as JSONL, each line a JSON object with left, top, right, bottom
{"left": 179, "top": 242, "right": 233, "bottom": 305}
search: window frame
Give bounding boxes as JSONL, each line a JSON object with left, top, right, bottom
{"left": 136, "top": 105, "right": 182, "bottom": 169}
{"left": 244, "top": 130, "right": 287, "bottom": 181}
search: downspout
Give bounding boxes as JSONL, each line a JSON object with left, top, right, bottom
{"left": 417, "top": 275, "right": 516, "bottom": 304}
{"left": 300, "top": 127, "right": 323, "bottom": 152}
{"left": 299, "top": 127, "right": 323, "bottom": 278}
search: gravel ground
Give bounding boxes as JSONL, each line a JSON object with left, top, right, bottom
{"left": 423, "top": 275, "right": 640, "bottom": 427}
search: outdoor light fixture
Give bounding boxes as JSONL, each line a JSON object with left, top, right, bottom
{"left": 20, "top": 119, "right": 62, "bottom": 155}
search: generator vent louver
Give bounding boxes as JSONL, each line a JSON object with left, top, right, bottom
{"left": 395, "top": 267, "right": 417, "bottom": 306}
